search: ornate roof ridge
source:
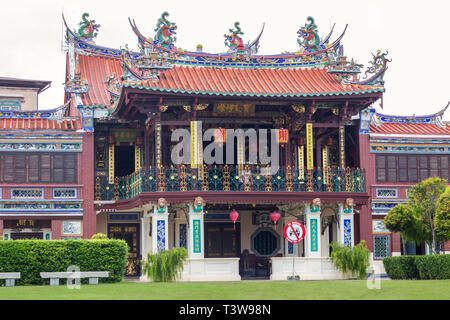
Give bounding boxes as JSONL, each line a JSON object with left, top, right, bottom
{"left": 373, "top": 102, "right": 449, "bottom": 128}
{"left": 0, "top": 102, "right": 74, "bottom": 121}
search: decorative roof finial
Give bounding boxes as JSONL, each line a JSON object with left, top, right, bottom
{"left": 297, "top": 16, "right": 320, "bottom": 53}
{"left": 224, "top": 22, "right": 245, "bottom": 54}
{"left": 154, "top": 12, "right": 177, "bottom": 49}
{"left": 77, "top": 13, "right": 100, "bottom": 44}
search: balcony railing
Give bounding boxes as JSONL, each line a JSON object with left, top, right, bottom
{"left": 95, "top": 165, "right": 365, "bottom": 201}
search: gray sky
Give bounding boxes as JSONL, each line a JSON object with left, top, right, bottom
{"left": 1, "top": 0, "right": 449, "bottom": 119}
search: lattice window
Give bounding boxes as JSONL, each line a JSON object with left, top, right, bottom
{"left": 11, "top": 188, "right": 43, "bottom": 200}
{"left": 53, "top": 188, "right": 77, "bottom": 199}
{"left": 374, "top": 235, "right": 390, "bottom": 259}
{"left": 376, "top": 188, "right": 398, "bottom": 198}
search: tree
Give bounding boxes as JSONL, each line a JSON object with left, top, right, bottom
{"left": 407, "top": 177, "right": 448, "bottom": 254}
{"left": 384, "top": 204, "right": 415, "bottom": 255}
{"left": 435, "top": 186, "right": 450, "bottom": 243}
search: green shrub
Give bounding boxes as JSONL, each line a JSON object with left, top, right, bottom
{"left": 0, "top": 239, "right": 128, "bottom": 285}
{"left": 383, "top": 255, "right": 450, "bottom": 280}
{"left": 415, "top": 255, "right": 450, "bottom": 280}
{"left": 383, "top": 256, "right": 419, "bottom": 279}
{"left": 91, "top": 233, "right": 107, "bottom": 240}
{"left": 142, "top": 247, "right": 187, "bottom": 282}
{"left": 329, "top": 240, "right": 370, "bottom": 279}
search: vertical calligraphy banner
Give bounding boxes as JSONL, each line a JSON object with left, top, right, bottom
{"left": 339, "top": 126, "right": 345, "bottom": 168}
{"left": 156, "top": 122, "right": 162, "bottom": 168}
{"left": 190, "top": 121, "right": 197, "bottom": 168}
{"left": 306, "top": 123, "right": 313, "bottom": 170}
{"left": 135, "top": 144, "right": 141, "bottom": 171}
{"left": 193, "top": 219, "right": 201, "bottom": 253}
{"left": 108, "top": 143, "right": 114, "bottom": 184}
{"left": 237, "top": 133, "right": 244, "bottom": 170}
{"left": 196, "top": 121, "right": 203, "bottom": 181}
{"left": 322, "top": 146, "right": 329, "bottom": 182}
{"left": 297, "top": 146, "right": 304, "bottom": 180}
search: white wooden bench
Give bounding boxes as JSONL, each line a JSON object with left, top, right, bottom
{"left": 40, "top": 271, "right": 109, "bottom": 286}
{"left": 0, "top": 272, "right": 21, "bottom": 287}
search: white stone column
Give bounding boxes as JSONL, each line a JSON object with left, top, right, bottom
{"left": 187, "top": 203, "right": 205, "bottom": 259}
{"left": 337, "top": 199, "right": 355, "bottom": 247}
{"left": 305, "top": 199, "right": 322, "bottom": 258}
{"left": 151, "top": 199, "right": 169, "bottom": 253}
{"left": 141, "top": 205, "right": 153, "bottom": 259}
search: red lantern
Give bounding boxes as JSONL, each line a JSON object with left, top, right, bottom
{"left": 229, "top": 209, "right": 239, "bottom": 230}
{"left": 214, "top": 128, "right": 227, "bottom": 145}
{"left": 277, "top": 129, "right": 289, "bottom": 145}
{"left": 270, "top": 212, "right": 281, "bottom": 226}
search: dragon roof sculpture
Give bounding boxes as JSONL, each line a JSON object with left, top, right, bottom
{"left": 62, "top": 12, "right": 390, "bottom": 111}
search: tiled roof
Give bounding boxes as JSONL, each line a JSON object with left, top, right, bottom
{"left": 78, "top": 55, "right": 123, "bottom": 106}
{"left": 370, "top": 122, "right": 450, "bottom": 135}
{"left": 77, "top": 55, "right": 383, "bottom": 106}
{"left": 370, "top": 107, "right": 450, "bottom": 136}
{"left": 0, "top": 118, "right": 81, "bottom": 131}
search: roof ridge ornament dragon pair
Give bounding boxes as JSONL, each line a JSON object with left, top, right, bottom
{"left": 63, "top": 12, "right": 391, "bottom": 106}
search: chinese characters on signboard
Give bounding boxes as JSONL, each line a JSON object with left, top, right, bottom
{"left": 193, "top": 219, "right": 201, "bottom": 253}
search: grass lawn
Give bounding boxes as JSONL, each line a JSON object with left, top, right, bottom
{"left": 0, "top": 280, "right": 449, "bottom": 300}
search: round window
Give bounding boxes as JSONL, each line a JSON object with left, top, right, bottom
{"left": 250, "top": 227, "right": 280, "bottom": 257}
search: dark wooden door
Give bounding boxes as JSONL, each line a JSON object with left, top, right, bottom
{"left": 205, "top": 222, "right": 240, "bottom": 258}
{"left": 108, "top": 223, "right": 141, "bottom": 276}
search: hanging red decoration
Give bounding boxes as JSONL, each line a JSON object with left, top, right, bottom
{"left": 214, "top": 127, "right": 227, "bottom": 145}
{"left": 277, "top": 129, "right": 289, "bottom": 145}
{"left": 270, "top": 212, "right": 281, "bottom": 226}
{"left": 229, "top": 209, "right": 239, "bottom": 230}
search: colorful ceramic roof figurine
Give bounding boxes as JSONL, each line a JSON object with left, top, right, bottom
{"left": 62, "top": 12, "right": 391, "bottom": 112}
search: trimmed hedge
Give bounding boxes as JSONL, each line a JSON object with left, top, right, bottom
{"left": 383, "top": 256, "right": 419, "bottom": 279}
{"left": 383, "top": 255, "right": 450, "bottom": 280}
{"left": 415, "top": 255, "right": 450, "bottom": 280}
{"left": 0, "top": 239, "right": 128, "bottom": 285}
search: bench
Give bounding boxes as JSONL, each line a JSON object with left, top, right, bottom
{"left": 40, "top": 271, "right": 109, "bottom": 286}
{"left": 0, "top": 272, "right": 21, "bottom": 287}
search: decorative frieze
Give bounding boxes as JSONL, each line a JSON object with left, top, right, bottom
{"left": 11, "top": 188, "right": 43, "bottom": 200}
{"left": 53, "top": 188, "right": 77, "bottom": 199}
{"left": 0, "top": 143, "right": 81, "bottom": 152}
{"left": 376, "top": 188, "right": 398, "bottom": 198}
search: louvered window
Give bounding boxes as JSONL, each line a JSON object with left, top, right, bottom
{"left": 376, "top": 154, "right": 449, "bottom": 183}
{"left": 0, "top": 152, "right": 77, "bottom": 183}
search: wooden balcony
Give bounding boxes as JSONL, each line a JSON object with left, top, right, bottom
{"left": 95, "top": 165, "right": 365, "bottom": 201}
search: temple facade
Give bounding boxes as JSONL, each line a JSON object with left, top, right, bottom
{"left": 0, "top": 12, "right": 447, "bottom": 281}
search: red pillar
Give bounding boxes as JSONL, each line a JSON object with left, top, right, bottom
{"left": 51, "top": 220, "right": 61, "bottom": 240}
{"left": 0, "top": 220, "right": 3, "bottom": 236}
{"left": 81, "top": 132, "right": 96, "bottom": 238}
{"left": 391, "top": 233, "right": 401, "bottom": 254}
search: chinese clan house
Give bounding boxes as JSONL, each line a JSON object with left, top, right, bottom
{"left": 62, "top": 12, "right": 391, "bottom": 280}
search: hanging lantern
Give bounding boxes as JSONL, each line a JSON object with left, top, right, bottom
{"left": 229, "top": 209, "right": 239, "bottom": 230}
{"left": 277, "top": 129, "right": 289, "bottom": 146}
{"left": 297, "top": 137, "right": 305, "bottom": 146}
{"left": 270, "top": 212, "right": 281, "bottom": 226}
{"left": 214, "top": 127, "right": 227, "bottom": 146}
